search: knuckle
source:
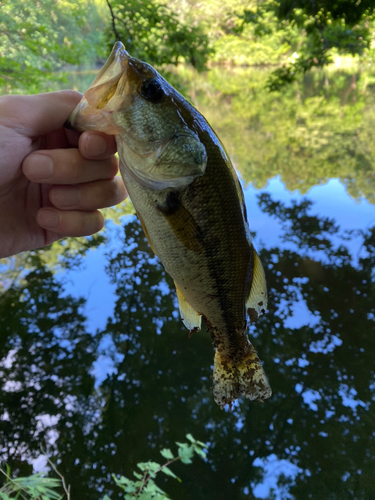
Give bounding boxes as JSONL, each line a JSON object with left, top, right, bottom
{"left": 69, "top": 153, "right": 83, "bottom": 182}
{"left": 82, "top": 211, "right": 103, "bottom": 235}
{"left": 107, "top": 155, "right": 119, "bottom": 177}
{"left": 108, "top": 178, "right": 125, "bottom": 203}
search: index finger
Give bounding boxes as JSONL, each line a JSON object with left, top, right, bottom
{"left": 79, "top": 131, "right": 118, "bottom": 160}
{"left": 0, "top": 90, "right": 82, "bottom": 137}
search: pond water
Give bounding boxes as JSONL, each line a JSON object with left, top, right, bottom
{"left": 1, "top": 65, "right": 375, "bottom": 499}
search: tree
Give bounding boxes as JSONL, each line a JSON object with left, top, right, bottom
{"left": 105, "top": 0, "right": 211, "bottom": 70}
{"left": 0, "top": 0, "right": 106, "bottom": 94}
{"left": 266, "top": 0, "right": 375, "bottom": 89}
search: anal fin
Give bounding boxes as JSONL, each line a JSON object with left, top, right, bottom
{"left": 175, "top": 282, "right": 202, "bottom": 333}
{"left": 246, "top": 248, "right": 268, "bottom": 323}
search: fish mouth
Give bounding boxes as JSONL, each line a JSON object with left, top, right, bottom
{"left": 66, "top": 42, "right": 130, "bottom": 131}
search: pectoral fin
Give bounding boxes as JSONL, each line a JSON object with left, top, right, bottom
{"left": 175, "top": 282, "right": 202, "bottom": 333}
{"left": 246, "top": 249, "right": 268, "bottom": 323}
{"left": 158, "top": 192, "right": 203, "bottom": 253}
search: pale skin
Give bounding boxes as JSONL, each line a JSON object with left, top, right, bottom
{"left": 0, "top": 90, "right": 127, "bottom": 259}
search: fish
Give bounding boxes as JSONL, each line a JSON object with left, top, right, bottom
{"left": 67, "top": 42, "right": 272, "bottom": 408}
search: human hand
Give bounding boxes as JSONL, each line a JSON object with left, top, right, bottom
{"left": 0, "top": 90, "right": 127, "bottom": 259}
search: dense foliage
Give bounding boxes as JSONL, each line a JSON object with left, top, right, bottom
{"left": 2, "top": 0, "right": 375, "bottom": 93}
{"left": 268, "top": 0, "right": 375, "bottom": 89}
{"left": 105, "top": 0, "right": 210, "bottom": 69}
{"left": 0, "top": 0, "right": 107, "bottom": 94}
{"left": 179, "top": 64, "right": 375, "bottom": 203}
{"left": 0, "top": 435, "right": 206, "bottom": 499}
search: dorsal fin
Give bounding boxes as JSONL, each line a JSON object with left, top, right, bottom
{"left": 175, "top": 282, "right": 202, "bottom": 333}
{"left": 246, "top": 249, "right": 268, "bottom": 323}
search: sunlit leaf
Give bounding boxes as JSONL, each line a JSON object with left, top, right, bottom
{"left": 160, "top": 466, "right": 180, "bottom": 481}
{"left": 178, "top": 446, "right": 194, "bottom": 464}
{"left": 160, "top": 448, "right": 174, "bottom": 460}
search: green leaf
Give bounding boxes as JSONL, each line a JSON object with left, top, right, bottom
{"left": 186, "top": 434, "right": 206, "bottom": 449}
{"left": 102, "top": 496, "right": 112, "bottom": 500}
{"left": 145, "top": 461, "right": 161, "bottom": 472}
{"left": 160, "top": 448, "right": 174, "bottom": 460}
{"left": 113, "top": 475, "right": 132, "bottom": 486}
{"left": 193, "top": 447, "right": 207, "bottom": 459}
{"left": 124, "top": 484, "right": 138, "bottom": 493}
{"left": 133, "top": 471, "right": 143, "bottom": 479}
{"left": 138, "top": 492, "right": 155, "bottom": 500}
{"left": 160, "top": 466, "right": 181, "bottom": 482}
{"left": 196, "top": 440, "right": 207, "bottom": 448}
{"left": 175, "top": 442, "right": 188, "bottom": 449}
{"left": 144, "top": 480, "right": 166, "bottom": 496}
{"left": 178, "top": 445, "right": 194, "bottom": 464}
{"left": 112, "top": 475, "right": 138, "bottom": 493}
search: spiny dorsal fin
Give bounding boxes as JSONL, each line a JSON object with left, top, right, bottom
{"left": 175, "top": 282, "right": 202, "bottom": 333}
{"left": 246, "top": 249, "right": 268, "bottom": 323}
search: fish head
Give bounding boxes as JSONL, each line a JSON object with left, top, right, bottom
{"left": 68, "top": 42, "right": 207, "bottom": 190}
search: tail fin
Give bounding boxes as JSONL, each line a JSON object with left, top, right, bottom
{"left": 212, "top": 348, "right": 272, "bottom": 409}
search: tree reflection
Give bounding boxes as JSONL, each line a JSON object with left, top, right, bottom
{"left": 0, "top": 195, "right": 374, "bottom": 499}
{"left": 0, "top": 256, "right": 97, "bottom": 482}
{"left": 191, "top": 66, "right": 375, "bottom": 204}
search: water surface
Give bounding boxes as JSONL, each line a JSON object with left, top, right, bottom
{"left": 0, "top": 66, "right": 374, "bottom": 499}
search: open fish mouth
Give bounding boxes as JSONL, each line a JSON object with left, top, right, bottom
{"left": 67, "top": 42, "right": 130, "bottom": 132}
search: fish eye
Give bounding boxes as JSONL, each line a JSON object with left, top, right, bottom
{"left": 140, "top": 78, "right": 164, "bottom": 103}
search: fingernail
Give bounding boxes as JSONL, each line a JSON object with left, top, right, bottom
{"left": 86, "top": 134, "right": 107, "bottom": 156}
{"left": 51, "top": 186, "right": 80, "bottom": 208}
{"left": 24, "top": 154, "right": 54, "bottom": 181}
{"left": 37, "top": 209, "right": 59, "bottom": 228}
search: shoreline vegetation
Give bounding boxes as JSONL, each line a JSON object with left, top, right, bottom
{"left": 58, "top": 59, "right": 375, "bottom": 206}
{"left": 2, "top": 0, "right": 375, "bottom": 94}
{"left": 1, "top": 0, "right": 375, "bottom": 203}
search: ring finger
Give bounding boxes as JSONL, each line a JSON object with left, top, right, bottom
{"left": 49, "top": 177, "right": 127, "bottom": 211}
{"left": 37, "top": 208, "right": 104, "bottom": 237}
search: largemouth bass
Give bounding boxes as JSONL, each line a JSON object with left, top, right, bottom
{"left": 68, "top": 42, "right": 272, "bottom": 408}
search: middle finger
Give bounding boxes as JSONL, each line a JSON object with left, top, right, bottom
{"left": 49, "top": 177, "right": 127, "bottom": 211}
{"left": 23, "top": 149, "right": 119, "bottom": 185}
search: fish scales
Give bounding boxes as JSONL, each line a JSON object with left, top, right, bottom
{"left": 67, "top": 42, "right": 272, "bottom": 408}
{"left": 121, "top": 123, "right": 252, "bottom": 357}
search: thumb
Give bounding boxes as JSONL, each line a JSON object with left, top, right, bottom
{"left": 2, "top": 90, "right": 82, "bottom": 137}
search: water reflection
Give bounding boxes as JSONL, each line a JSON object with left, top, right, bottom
{"left": 1, "top": 189, "right": 374, "bottom": 498}
{"left": 1, "top": 66, "right": 375, "bottom": 499}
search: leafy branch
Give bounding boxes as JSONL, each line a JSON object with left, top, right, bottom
{"left": 0, "top": 466, "right": 62, "bottom": 500}
{"left": 103, "top": 434, "right": 207, "bottom": 500}
{"left": 105, "top": 0, "right": 122, "bottom": 42}
{"left": 0, "top": 435, "right": 207, "bottom": 500}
